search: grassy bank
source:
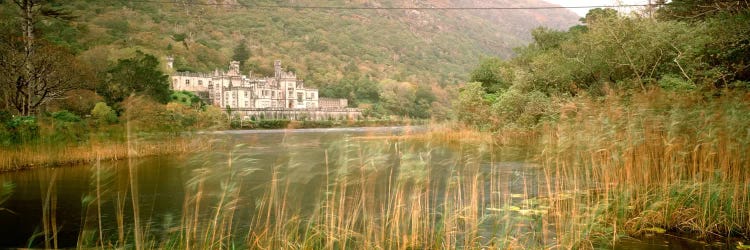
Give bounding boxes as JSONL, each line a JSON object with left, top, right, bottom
{"left": 0, "top": 135, "right": 210, "bottom": 172}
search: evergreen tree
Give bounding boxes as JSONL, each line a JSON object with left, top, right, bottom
{"left": 99, "top": 51, "right": 171, "bottom": 105}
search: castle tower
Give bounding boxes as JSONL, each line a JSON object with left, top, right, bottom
{"left": 166, "top": 56, "right": 174, "bottom": 70}
{"left": 274, "top": 60, "right": 282, "bottom": 78}
{"left": 229, "top": 61, "right": 240, "bottom": 75}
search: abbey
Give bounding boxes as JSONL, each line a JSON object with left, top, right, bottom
{"left": 170, "top": 59, "right": 348, "bottom": 110}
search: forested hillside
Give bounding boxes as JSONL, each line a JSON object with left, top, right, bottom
{"left": 0, "top": 0, "right": 579, "bottom": 117}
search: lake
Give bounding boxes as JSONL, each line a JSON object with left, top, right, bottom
{"left": 0, "top": 127, "right": 734, "bottom": 249}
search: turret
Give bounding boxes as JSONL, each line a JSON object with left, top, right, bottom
{"left": 229, "top": 61, "right": 240, "bottom": 75}
{"left": 274, "top": 60, "right": 282, "bottom": 78}
{"left": 166, "top": 56, "right": 174, "bottom": 70}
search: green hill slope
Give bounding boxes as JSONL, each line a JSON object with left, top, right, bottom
{"left": 8, "top": 0, "right": 578, "bottom": 83}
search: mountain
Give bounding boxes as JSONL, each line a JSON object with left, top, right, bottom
{"left": 0, "top": 0, "right": 578, "bottom": 85}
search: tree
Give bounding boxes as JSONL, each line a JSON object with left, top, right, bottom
{"left": 531, "top": 27, "right": 571, "bottom": 50}
{"left": 470, "top": 57, "right": 507, "bottom": 93}
{"left": 0, "top": 42, "right": 85, "bottom": 115}
{"left": 379, "top": 79, "right": 416, "bottom": 117}
{"left": 91, "top": 102, "right": 118, "bottom": 125}
{"left": 0, "top": 0, "right": 78, "bottom": 116}
{"left": 658, "top": 0, "right": 749, "bottom": 20}
{"left": 232, "top": 39, "right": 250, "bottom": 70}
{"left": 455, "top": 82, "right": 491, "bottom": 128}
{"left": 580, "top": 8, "right": 619, "bottom": 24}
{"left": 99, "top": 51, "right": 171, "bottom": 105}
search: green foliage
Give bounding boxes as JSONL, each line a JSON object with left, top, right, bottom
{"left": 51, "top": 110, "right": 81, "bottom": 123}
{"left": 232, "top": 39, "right": 250, "bottom": 68}
{"left": 580, "top": 8, "right": 619, "bottom": 24}
{"left": 2, "top": 116, "right": 39, "bottom": 144}
{"left": 459, "top": 7, "right": 750, "bottom": 129}
{"left": 491, "top": 89, "right": 552, "bottom": 127}
{"left": 50, "top": 110, "right": 87, "bottom": 142}
{"left": 658, "top": 0, "right": 750, "bottom": 21}
{"left": 530, "top": 27, "right": 570, "bottom": 50}
{"left": 658, "top": 74, "right": 695, "bottom": 92}
{"left": 99, "top": 51, "right": 172, "bottom": 105}
{"left": 320, "top": 74, "right": 380, "bottom": 106}
{"left": 170, "top": 91, "right": 204, "bottom": 108}
{"left": 251, "top": 119, "right": 291, "bottom": 129}
{"left": 91, "top": 102, "right": 118, "bottom": 125}
{"left": 455, "top": 82, "right": 491, "bottom": 128}
{"left": 470, "top": 57, "right": 507, "bottom": 93}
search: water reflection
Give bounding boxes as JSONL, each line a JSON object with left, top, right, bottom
{"left": 0, "top": 127, "right": 733, "bottom": 249}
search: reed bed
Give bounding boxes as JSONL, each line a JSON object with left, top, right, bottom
{"left": 0, "top": 135, "right": 209, "bottom": 172}
{"left": 7, "top": 90, "right": 748, "bottom": 249}
{"left": 52, "top": 130, "right": 560, "bottom": 249}
{"left": 538, "top": 90, "right": 750, "bottom": 247}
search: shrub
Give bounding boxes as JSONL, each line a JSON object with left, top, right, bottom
{"left": 91, "top": 102, "right": 118, "bottom": 125}
{"left": 50, "top": 110, "right": 87, "bottom": 142}
{"left": 52, "top": 110, "right": 81, "bottom": 123}
{"left": 252, "top": 119, "right": 291, "bottom": 129}
{"left": 195, "top": 106, "right": 228, "bottom": 130}
{"left": 658, "top": 74, "right": 696, "bottom": 92}
{"left": 4, "top": 116, "right": 39, "bottom": 144}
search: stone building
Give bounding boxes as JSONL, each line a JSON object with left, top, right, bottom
{"left": 170, "top": 60, "right": 325, "bottom": 109}
{"left": 169, "top": 59, "right": 361, "bottom": 120}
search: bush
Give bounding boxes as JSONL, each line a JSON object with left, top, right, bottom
{"left": 195, "top": 106, "right": 228, "bottom": 130}
{"left": 251, "top": 119, "right": 291, "bottom": 129}
{"left": 52, "top": 110, "right": 82, "bottom": 123}
{"left": 4, "top": 116, "right": 39, "bottom": 144}
{"left": 51, "top": 110, "right": 86, "bottom": 142}
{"left": 165, "top": 102, "right": 198, "bottom": 129}
{"left": 658, "top": 74, "right": 696, "bottom": 92}
{"left": 91, "top": 102, "right": 118, "bottom": 125}
{"left": 300, "top": 120, "right": 334, "bottom": 128}
{"left": 492, "top": 89, "right": 552, "bottom": 128}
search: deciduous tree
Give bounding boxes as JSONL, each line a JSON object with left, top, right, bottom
{"left": 0, "top": 0, "right": 79, "bottom": 116}
{"left": 99, "top": 51, "right": 171, "bottom": 105}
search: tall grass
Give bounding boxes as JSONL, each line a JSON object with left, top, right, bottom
{"left": 8, "top": 91, "right": 749, "bottom": 249}
{"left": 538, "top": 90, "right": 750, "bottom": 247}
{"left": 0, "top": 135, "right": 210, "bottom": 172}
{"left": 52, "top": 128, "right": 560, "bottom": 249}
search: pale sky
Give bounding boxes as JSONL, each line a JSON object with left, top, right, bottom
{"left": 543, "top": 0, "right": 651, "bottom": 16}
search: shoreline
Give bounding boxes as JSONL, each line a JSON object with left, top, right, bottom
{"left": 0, "top": 123, "right": 431, "bottom": 173}
{"left": 0, "top": 136, "right": 207, "bottom": 173}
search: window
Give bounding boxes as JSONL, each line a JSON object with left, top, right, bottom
{"left": 198, "top": 80, "right": 203, "bottom": 85}
{"left": 185, "top": 79, "right": 190, "bottom": 85}
{"left": 297, "top": 92, "right": 303, "bottom": 103}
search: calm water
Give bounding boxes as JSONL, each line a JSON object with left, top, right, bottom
{"left": 0, "top": 127, "right": 732, "bottom": 249}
